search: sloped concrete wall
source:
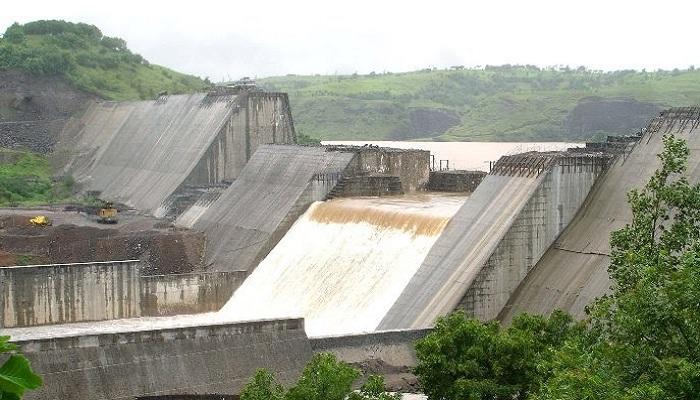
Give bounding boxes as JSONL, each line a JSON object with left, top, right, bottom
{"left": 0, "top": 261, "right": 243, "bottom": 328}
{"left": 194, "top": 145, "right": 355, "bottom": 273}
{"left": 379, "top": 172, "right": 543, "bottom": 330}
{"left": 62, "top": 92, "right": 296, "bottom": 216}
{"left": 380, "top": 153, "right": 609, "bottom": 330}
{"left": 63, "top": 94, "right": 237, "bottom": 214}
{"left": 459, "top": 158, "right": 606, "bottom": 320}
{"left": 184, "top": 93, "right": 296, "bottom": 186}
{"left": 500, "top": 108, "right": 700, "bottom": 322}
{"left": 17, "top": 319, "right": 311, "bottom": 400}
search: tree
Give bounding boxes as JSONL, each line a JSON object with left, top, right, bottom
{"left": 3, "top": 23, "right": 25, "bottom": 43}
{"left": 0, "top": 336, "right": 42, "bottom": 399}
{"left": 537, "top": 134, "right": 700, "bottom": 399}
{"left": 286, "top": 353, "right": 359, "bottom": 400}
{"left": 413, "top": 311, "right": 579, "bottom": 400}
{"left": 348, "top": 375, "right": 401, "bottom": 400}
{"left": 240, "top": 369, "right": 285, "bottom": 400}
{"left": 240, "top": 353, "right": 404, "bottom": 400}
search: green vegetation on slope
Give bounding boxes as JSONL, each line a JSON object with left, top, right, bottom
{"left": 0, "top": 149, "right": 73, "bottom": 206}
{"left": 0, "top": 20, "right": 209, "bottom": 100}
{"left": 261, "top": 66, "right": 700, "bottom": 141}
{"left": 241, "top": 353, "right": 399, "bottom": 400}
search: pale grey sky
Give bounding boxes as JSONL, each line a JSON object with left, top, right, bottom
{"left": 2, "top": 0, "right": 698, "bottom": 80}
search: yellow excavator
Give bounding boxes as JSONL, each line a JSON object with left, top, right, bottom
{"left": 29, "top": 215, "right": 52, "bottom": 226}
{"left": 97, "top": 202, "right": 118, "bottom": 224}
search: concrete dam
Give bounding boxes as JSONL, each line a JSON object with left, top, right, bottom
{"left": 3, "top": 97, "right": 700, "bottom": 399}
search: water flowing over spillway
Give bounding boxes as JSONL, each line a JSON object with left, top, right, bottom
{"left": 217, "top": 194, "right": 466, "bottom": 336}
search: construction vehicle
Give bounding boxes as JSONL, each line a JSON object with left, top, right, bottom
{"left": 97, "top": 202, "right": 118, "bottom": 224}
{"left": 29, "top": 215, "right": 52, "bottom": 226}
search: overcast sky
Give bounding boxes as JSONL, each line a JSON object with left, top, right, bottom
{"left": 2, "top": 0, "right": 699, "bottom": 81}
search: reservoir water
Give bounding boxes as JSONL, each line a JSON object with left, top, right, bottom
{"left": 323, "top": 141, "right": 582, "bottom": 171}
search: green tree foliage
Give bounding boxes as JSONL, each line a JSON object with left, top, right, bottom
{"left": 239, "top": 353, "right": 398, "bottom": 400}
{"left": 286, "top": 353, "right": 359, "bottom": 400}
{"left": 240, "top": 369, "right": 285, "bottom": 400}
{"left": 414, "top": 311, "right": 579, "bottom": 400}
{"left": 0, "top": 336, "right": 42, "bottom": 399}
{"left": 348, "top": 375, "right": 401, "bottom": 400}
{"left": 537, "top": 135, "right": 700, "bottom": 399}
{"left": 0, "top": 20, "right": 208, "bottom": 100}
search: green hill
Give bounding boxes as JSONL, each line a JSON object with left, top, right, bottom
{"left": 260, "top": 66, "right": 700, "bottom": 141}
{"left": 0, "top": 20, "right": 209, "bottom": 100}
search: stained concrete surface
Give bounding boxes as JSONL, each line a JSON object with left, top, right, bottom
{"left": 1, "top": 261, "right": 243, "bottom": 328}
{"left": 500, "top": 108, "right": 700, "bottom": 322}
{"left": 380, "top": 153, "right": 608, "bottom": 329}
{"left": 14, "top": 318, "right": 311, "bottom": 400}
{"left": 60, "top": 92, "right": 295, "bottom": 216}
{"left": 379, "top": 173, "right": 543, "bottom": 329}
{"left": 8, "top": 313, "right": 429, "bottom": 400}
{"left": 311, "top": 329, "right": 431, "bottom": 392}
{"left": 62, "top": 94, "right": 239, "bottom": 214}
{"left": 193, "top": 145, "right": 355, "bottom": 272}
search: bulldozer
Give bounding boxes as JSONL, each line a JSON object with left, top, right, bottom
{"left": 97, "top": 202, "right": 118, "bottom": 224}
{"left": 29, "top": 215, "right": 52, "bottom": 226}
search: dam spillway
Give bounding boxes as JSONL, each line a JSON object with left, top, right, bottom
{"left": 217, "top": 194, "right": 467, "bottom": 336}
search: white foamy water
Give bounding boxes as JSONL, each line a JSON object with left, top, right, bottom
{"left": 218, "top": 194, "right": 467, "bottom": 336}
{"left": 323, "top": 141, "right": 582, "bottom": 171}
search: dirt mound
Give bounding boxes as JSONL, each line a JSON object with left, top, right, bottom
{"left": 0, "top": 214, "right": 33, "bottom": 229}
{"left": 0, "top": 70, "right": 95, "bottom": 153}
{"left": 0, "top": 219, "right": 204, "bottom": 272}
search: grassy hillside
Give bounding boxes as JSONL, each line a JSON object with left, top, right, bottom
{"left": 0, "top": 149, "right": 73, "bottom": 206}
{"left": 0, "top": 20, "right": 209, "bottom": 100}
{"left": 260, "top": 66, "right": 700, "bottom": 141}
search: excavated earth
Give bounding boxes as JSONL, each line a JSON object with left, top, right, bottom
{"left": 0, "top": 208, "right": 204, "bottom": 273}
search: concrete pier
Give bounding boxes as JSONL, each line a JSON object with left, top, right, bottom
{"left": 499, "top": 107, "right": 700, "bottom": 321}
{"left": 379, "top": 152, "right": 610, "bottom": 329}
